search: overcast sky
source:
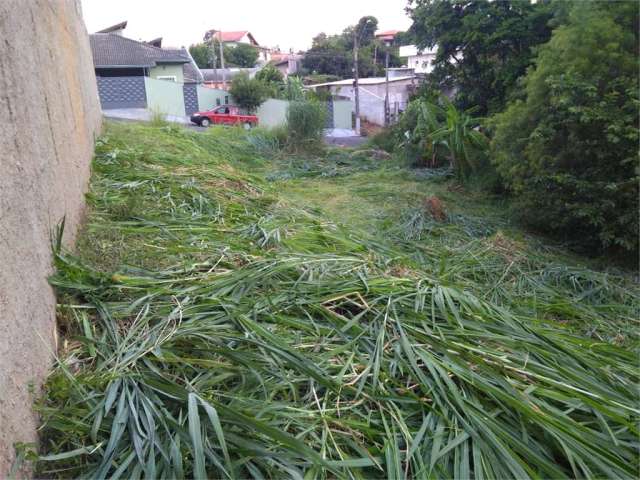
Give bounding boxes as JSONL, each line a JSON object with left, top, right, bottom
{"left": 80, "top": 0, "right": 412, "bottom": 52}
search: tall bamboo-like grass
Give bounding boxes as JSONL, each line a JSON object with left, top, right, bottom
{"left": 35, "top": 122, "right": 639, "bottom": 479}
{"left": 286, "top": 100, "right": 327, "bottom": 151}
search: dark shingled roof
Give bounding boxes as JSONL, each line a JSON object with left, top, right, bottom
{"left": 90, "top": 34, "right": 189, "bottom": 68}
{"left": 96, "top": 21, "right": 127, "bottom": 34}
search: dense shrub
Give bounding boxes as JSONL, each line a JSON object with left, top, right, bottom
{"left": 386, "top": 97, "right": 489, "bottom": 178}
{"left": 306, "top": 88, "right": 332, "bottom": 103}
{"left": 368, "top": 128, "right": 400, "bottom": 153}
{"left": 286, "top": 100, "right": 326, "bottom": 150}
{"left": 281, "top": 76, "right": 306, "bottom": 101}
{"left": 225, "top": 43, "right": 260, "bottom": 68}
{"left": 255, "top": 64, "right": 284, "bottom": 84}
{"left": 492, "top": 0, "right": 639, "bottom": 255}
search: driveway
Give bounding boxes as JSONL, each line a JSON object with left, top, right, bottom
{"left": 323, "top": 128, "right": 367, "bottom": 147}
{"left": 103, "top": 108, "right": 190, "bottom": 125}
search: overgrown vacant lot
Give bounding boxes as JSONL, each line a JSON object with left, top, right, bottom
{"left": 38, "top": 122, "right": 639, "bottom": 478}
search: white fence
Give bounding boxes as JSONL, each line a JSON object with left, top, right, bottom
{"left": 256, "top": 99, "right": 353, "bottom": 129}
{"left": 116, "top": 79, "right": 352, "bottom": 130}
{"left": 144, "top": 77, "right": 185, "bottom": 117}
{"left": 257, "top": 99, "right": 289, "bottom": 128}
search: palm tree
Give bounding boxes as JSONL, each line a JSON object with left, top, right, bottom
{"left": 410, "top": 97, "right": 488, "bottom": 178}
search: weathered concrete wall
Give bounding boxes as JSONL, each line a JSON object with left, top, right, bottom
{"left": 0, "top": 0, "right": 101, "bottom": 474}
{"left": 257, "top": 99, "right": 289, "bottom": 128}
{"left": 331, "top": 81, "right": 413, "bottom": 126}
{"left": 145, "top": 76, "right": 186, "bottom": 117}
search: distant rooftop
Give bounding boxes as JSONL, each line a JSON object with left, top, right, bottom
{"left": 270, "top": 52, "right": 303, "bottom": 65}
{"left": 203, "top": 30, "right": 260, "bottom": 46}
{"left": 96, "top": 21, "right": 127, "bottom": 34}
{"left": 90, "top": 34, "right": 189, "bottom": 68}
{"left": 375, "top": 30, "right": 403, "bottom": 42}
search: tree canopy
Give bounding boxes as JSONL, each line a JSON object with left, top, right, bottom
{"left": 229, "top": 73, "right": 268, "bottom": 112}
{"left": 302, "top": 16, "right": 402, "bottom": 79}
{"left": 407, "top": 0, "right": 556, "bottom": 114}
{"left": 225, "top": 43, "right": 260, "bottom": 68}
{"left": 189, "top": 41, "right": 259, "bottom": 69}
{"left": 254, "top": 64, "right": 284, "bottom": 84}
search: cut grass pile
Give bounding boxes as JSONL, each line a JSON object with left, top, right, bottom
{"left": 37, "top": 122, "right": 639, "bottom": 479}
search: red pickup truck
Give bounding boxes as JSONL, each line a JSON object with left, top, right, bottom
{"left": 190, "top": 105, "right": 259, "bottom": 129}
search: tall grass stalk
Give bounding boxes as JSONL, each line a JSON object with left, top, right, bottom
{"left": 35, "top": 122, "right": 639, "bottom": 479}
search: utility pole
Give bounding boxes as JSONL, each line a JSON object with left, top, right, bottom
{"left": 353, "top": 33, "right": 361, "bottom": 136}
{"left": 218, "top": 33, "right": 226, "bottom": 89}
{"left": 209, "top": 38, "right": 218, "bottom": 86}
{"left": 384, "top": 46, "right": 390, "bottom": 126}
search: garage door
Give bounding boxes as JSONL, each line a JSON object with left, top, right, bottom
{"left": 96, "top": 76, "right": 147, "bottom": 109}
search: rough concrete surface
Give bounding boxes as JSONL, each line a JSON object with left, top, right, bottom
{"left": 0, "top": 0, "right": 101, "bottom": 474}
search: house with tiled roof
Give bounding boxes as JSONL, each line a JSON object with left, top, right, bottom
{"left": 203, "top": 29, "right": 271, "bottom": 63}
{"left": 89, "top": 22, "right": 229, "bottom": 116}
{"left": 90, "top": 32, "right": 192, "bottom": 82}
{"left": 374, "top": 30, "right": 403, "bottom": 43}
{"left": 270, "top": 51, "right": 303, "bottom": 78}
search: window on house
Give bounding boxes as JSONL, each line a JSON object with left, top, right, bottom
{"left": 216, "top": 98, "right": 221, "bottom": 106}
{"left": 157, "top": 75, "right": 177, "bottom": 82}
{"left": 224, "top": 95, "right": 229, "bottom": 104}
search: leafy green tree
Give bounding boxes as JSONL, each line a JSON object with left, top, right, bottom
{"left": 225, "top": 43, "right": 259, "bottom": 68}
{"left": 229, "top": 73, "right": 268, "bottom": 112}
{"left": 255, "top": 64, "right": 284, "bottom": 84}
{"left": 355, "top": 16, "right": 378, "bottom": 45}
{"left": 303, "top": 32, "right": 351, "bottom": 78}
{"left": 407, "top": 0, "right": 556, "bottom": 114}
{"left": 492, "top": 0, "right": 639, "bottom": 254}
{"left": 190, "top": 42, "right": 259, "bottom": 69}
{"left": 302, "top": 17, "right": 402, "bottom": 79}
{"left": 188, "top": 43, "right": 211, "bottom": 69}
